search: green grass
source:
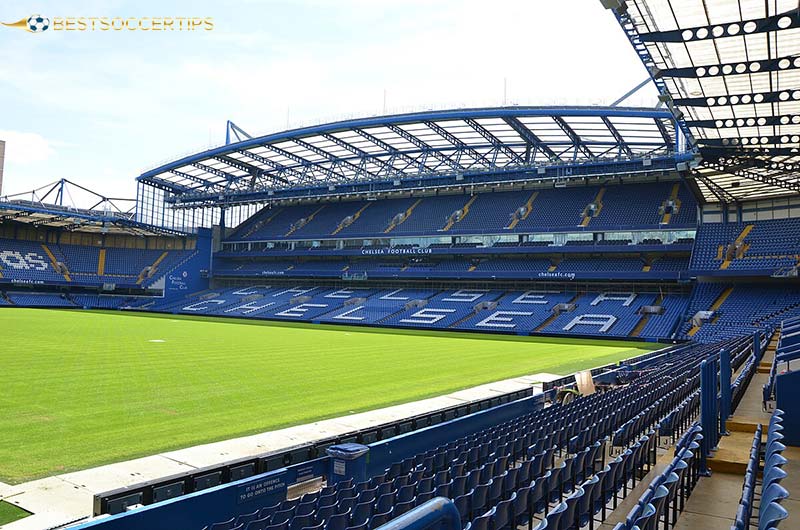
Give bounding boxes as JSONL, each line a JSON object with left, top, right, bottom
{"left": 0, "top": 501, "right": 31, "bottom": 525}
{"left": 0, "top": 308, "right": 657, "bottom": 483}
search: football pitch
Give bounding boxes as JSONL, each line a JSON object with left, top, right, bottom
{"left": 0, "top": 308, "right": 657, "bottom": 483}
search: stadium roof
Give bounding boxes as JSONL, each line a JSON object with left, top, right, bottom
{"left": 137, "top": 106, "right": 685, "bottom": 207}
{"left": 606, "top": 0, "right": 800, "bottom": 202}
{"left": 0, "top": 179, "right": 189, "bottom": 236}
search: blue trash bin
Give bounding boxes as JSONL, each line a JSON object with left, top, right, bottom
{"left": 326, "top": 443, "right": 369, "bottom": 485}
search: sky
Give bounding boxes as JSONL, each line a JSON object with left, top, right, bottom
{"left": 0, "top": 0, "right": 659, "bottom": 204}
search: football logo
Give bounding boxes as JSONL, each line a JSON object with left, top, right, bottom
{"left": 2, "top": 14, "right": 50, "bottom": 33}
{"left": 27, "top": 14, "right": 50, "bottom": 32}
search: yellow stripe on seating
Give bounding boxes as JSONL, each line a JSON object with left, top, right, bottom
{"left": 580, "top": 188, "right": 605, "bottom": 227}
{"left": 285, "top": 206, "right": 326, "bottom": 237}
{"left": 385, "top": 199, "right": 422, "bottom": 233}
{"left": 506, "top": 191, "right": 538, "bottom": 230}
{"left": 97, "top": 249, "right": 106, "bottom": 276}
{"left": 332, "top": 203, "right": 372, "bottom": 235}
{"left": 441, "top": 195, "right": 478, "bottom": 232}
{"left": 42, "top": 244, "right": 70, "bottom": 282}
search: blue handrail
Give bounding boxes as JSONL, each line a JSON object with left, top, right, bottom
{"left": 375, "top": 497, "right": 461, "bottom": 530}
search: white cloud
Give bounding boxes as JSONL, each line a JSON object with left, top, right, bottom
{"left": 0, "top": 129, "right": 55, "bottom": 164}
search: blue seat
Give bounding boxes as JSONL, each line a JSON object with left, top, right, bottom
{"left": 470, "top": 508, "right": 493, "bottom": 530}
{"left": 632, "top": 503, "right": 657, "bottom": 530}
{"left": 643, "top": 485, "right": 669, "bottom": 530}
{"left": 290, "top": 515, "right": 314, "bottom": 530}
{"left": 491, "top": 492, "right": 516, "bottom": 530}
{"left": 393, "top": 500, "right": 416, "bottom": 517}
{"left": 349, "top": 502, "right": 372, "bottom": 526}
{"left": 210, "top": 517, "right": 237, "bottom": 530}
{"left": 577, "top": 475, "right": 601, "bottom": 529}
{"left": 761, "top": 484, "right": 790, "bottom": 510}
{"left": 397, "top": 484, "right": 416, "bottom": 503}
{"left": 265, "top": 522, "right": 289, "bottom": 530}
{"left": 369, "top": 509, "right": 392, "bottom": 528}
{"left": 561, "top": 486, "right": 584, "bottom": 530}
{"left": 759, "top": 501, "right": 789, "bottom": 530}
{"left": 271, "top": 509, "right": 295, "bottom": 526}
{"left": 531, "top": 472, "right": 551, "bottom": 517}
{"left": 544, "top": 501, "right": 567, "bottom": 530}
{"left": 314, "top": 506, "right": 335, "bottom": 524}
{"left": 323, "top": 512, "right": 349, "bottom": 530}
{"left": 471, "top": 483, "right": 490, "bottom": 518}
{"left": 236, "top": 511, "right": 260, "bottom": 527}
{"left": 245, "top": 517, "right": 271, "bottom": 530}
{"left": 454, "top": 493, "right": 472, "bottom": 525}
{"left": 513, "top": 484, "right": 533, "bottom": 530}
{"left": 549, "top": 461, "right": 567, "bottom": 503}
{"left": 489, "top": 473, "right": 507, "bottom": 505}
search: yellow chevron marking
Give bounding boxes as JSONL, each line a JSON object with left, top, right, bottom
{"left": 97, "top": 248, "right": 106, "bottom": 276}
{"left": 137, "top": 251, "right": 169, "bottom": 285}
{"left": 720, "top": 225, "right": 754, "bottom": 269}
{"left": 285, "top": 206, "right": 326, "bottom": 237}
{"left": 42, "top": 244, "right": 71, "bottom": 282}
{"left": 689, "top": 287, "right": 734, "bottom": 336}
{"left": 711, "top": 287, "right": 734, "bottom": 311}
{"left": 384, "top": 199, "right": 422, "bottom": 233}
{"left": 506, "top": 191, "right": 539, "bottom": 229}
{"left": 580, "top": 188, "right": 605, "bottom": 227}
{"left": 332, "top": 202, "right": 371, "bottom": 235}
{"left": 441, "top": 195, "right": 478, "bottom": 232}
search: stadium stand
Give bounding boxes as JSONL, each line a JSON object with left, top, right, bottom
{"left": 90, "top": 336, "right": 745, "bottom": 530}
{"left": 224, "top": 182, "right": 698, "bottom": 242}
{"left": 0, "top": 238, "right": 195, "bottom": 287}
{"left": 691, "top": 218, "right": 800, "bottom": 273}
{"left": 683, "top": 284, "right": 800, "bottom": 343}
{"left": 129, "top": 286, "right": 689, "bottom": 341}
{"left": 7, "top": 1, "right": 800, "bottom": 529}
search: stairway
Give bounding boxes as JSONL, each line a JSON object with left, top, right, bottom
{"left": 688, "top": 286, "right": 734, "bottom": 336}
{"left": 41, "top": 244, "right": 71, "bottom": 282}
{"left": 384, "top": 199, "right": 422, "bottom": 233}
{"left": 242, "top": 208, "right": 283, "bottom": 239}
{"left": 579, "top": 188, "right": 605, "bottom": 227}
{"left": 137, "top": 251, "right": 169, "bottom": 285}
{"left": 630, "top": 293, "right": 663, "bottom": 337}
{"left": 535, "top": 293, "right": 579, "bottom": 332}
{"left": 441, "top": 195, "right": 478, "bottom": 231}
{"left": 97, "top": 249, "right": 106, "bottom": 276}
{"left": 720, "top": 225, "right": 754, "bottom": 269}
{"left": 285, "top": 206, "right": 326, "bottom": 237}
{"left": 505, "top": 191, "right": 538, "bottom": 229}
{"left": 659, "top": 183, "right": 682, "bottom": 224}
{"left": 331, "top": 203, "right": 371, "bottom": 235}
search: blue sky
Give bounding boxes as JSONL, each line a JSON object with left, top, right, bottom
{"left": 0, "top": 0, "right": 658, "bottom": 201}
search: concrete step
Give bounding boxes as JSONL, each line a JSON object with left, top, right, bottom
{"left": 726, "top": 413, "right": 765, "bottom": 433}
{"left": 708, "top": 431, "right": 757, "bottom": 474}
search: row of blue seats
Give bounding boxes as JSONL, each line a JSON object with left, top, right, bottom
{"left": 200, "top": 338, "right": 737, "bottom": 530}
{"left": 130, "top": 286, "right": 687, "bottom": 340}
{"left": 691, "top": 219, "right": 800, "bottom": 272}
{"left": 731, "top": 411, "right": 790, "bottom": 530}
{"left": 228, "top": 182, "right": 697, "bottom": 242}
{"left": 613, "top": 424, "right": 703, "bottom": 530}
